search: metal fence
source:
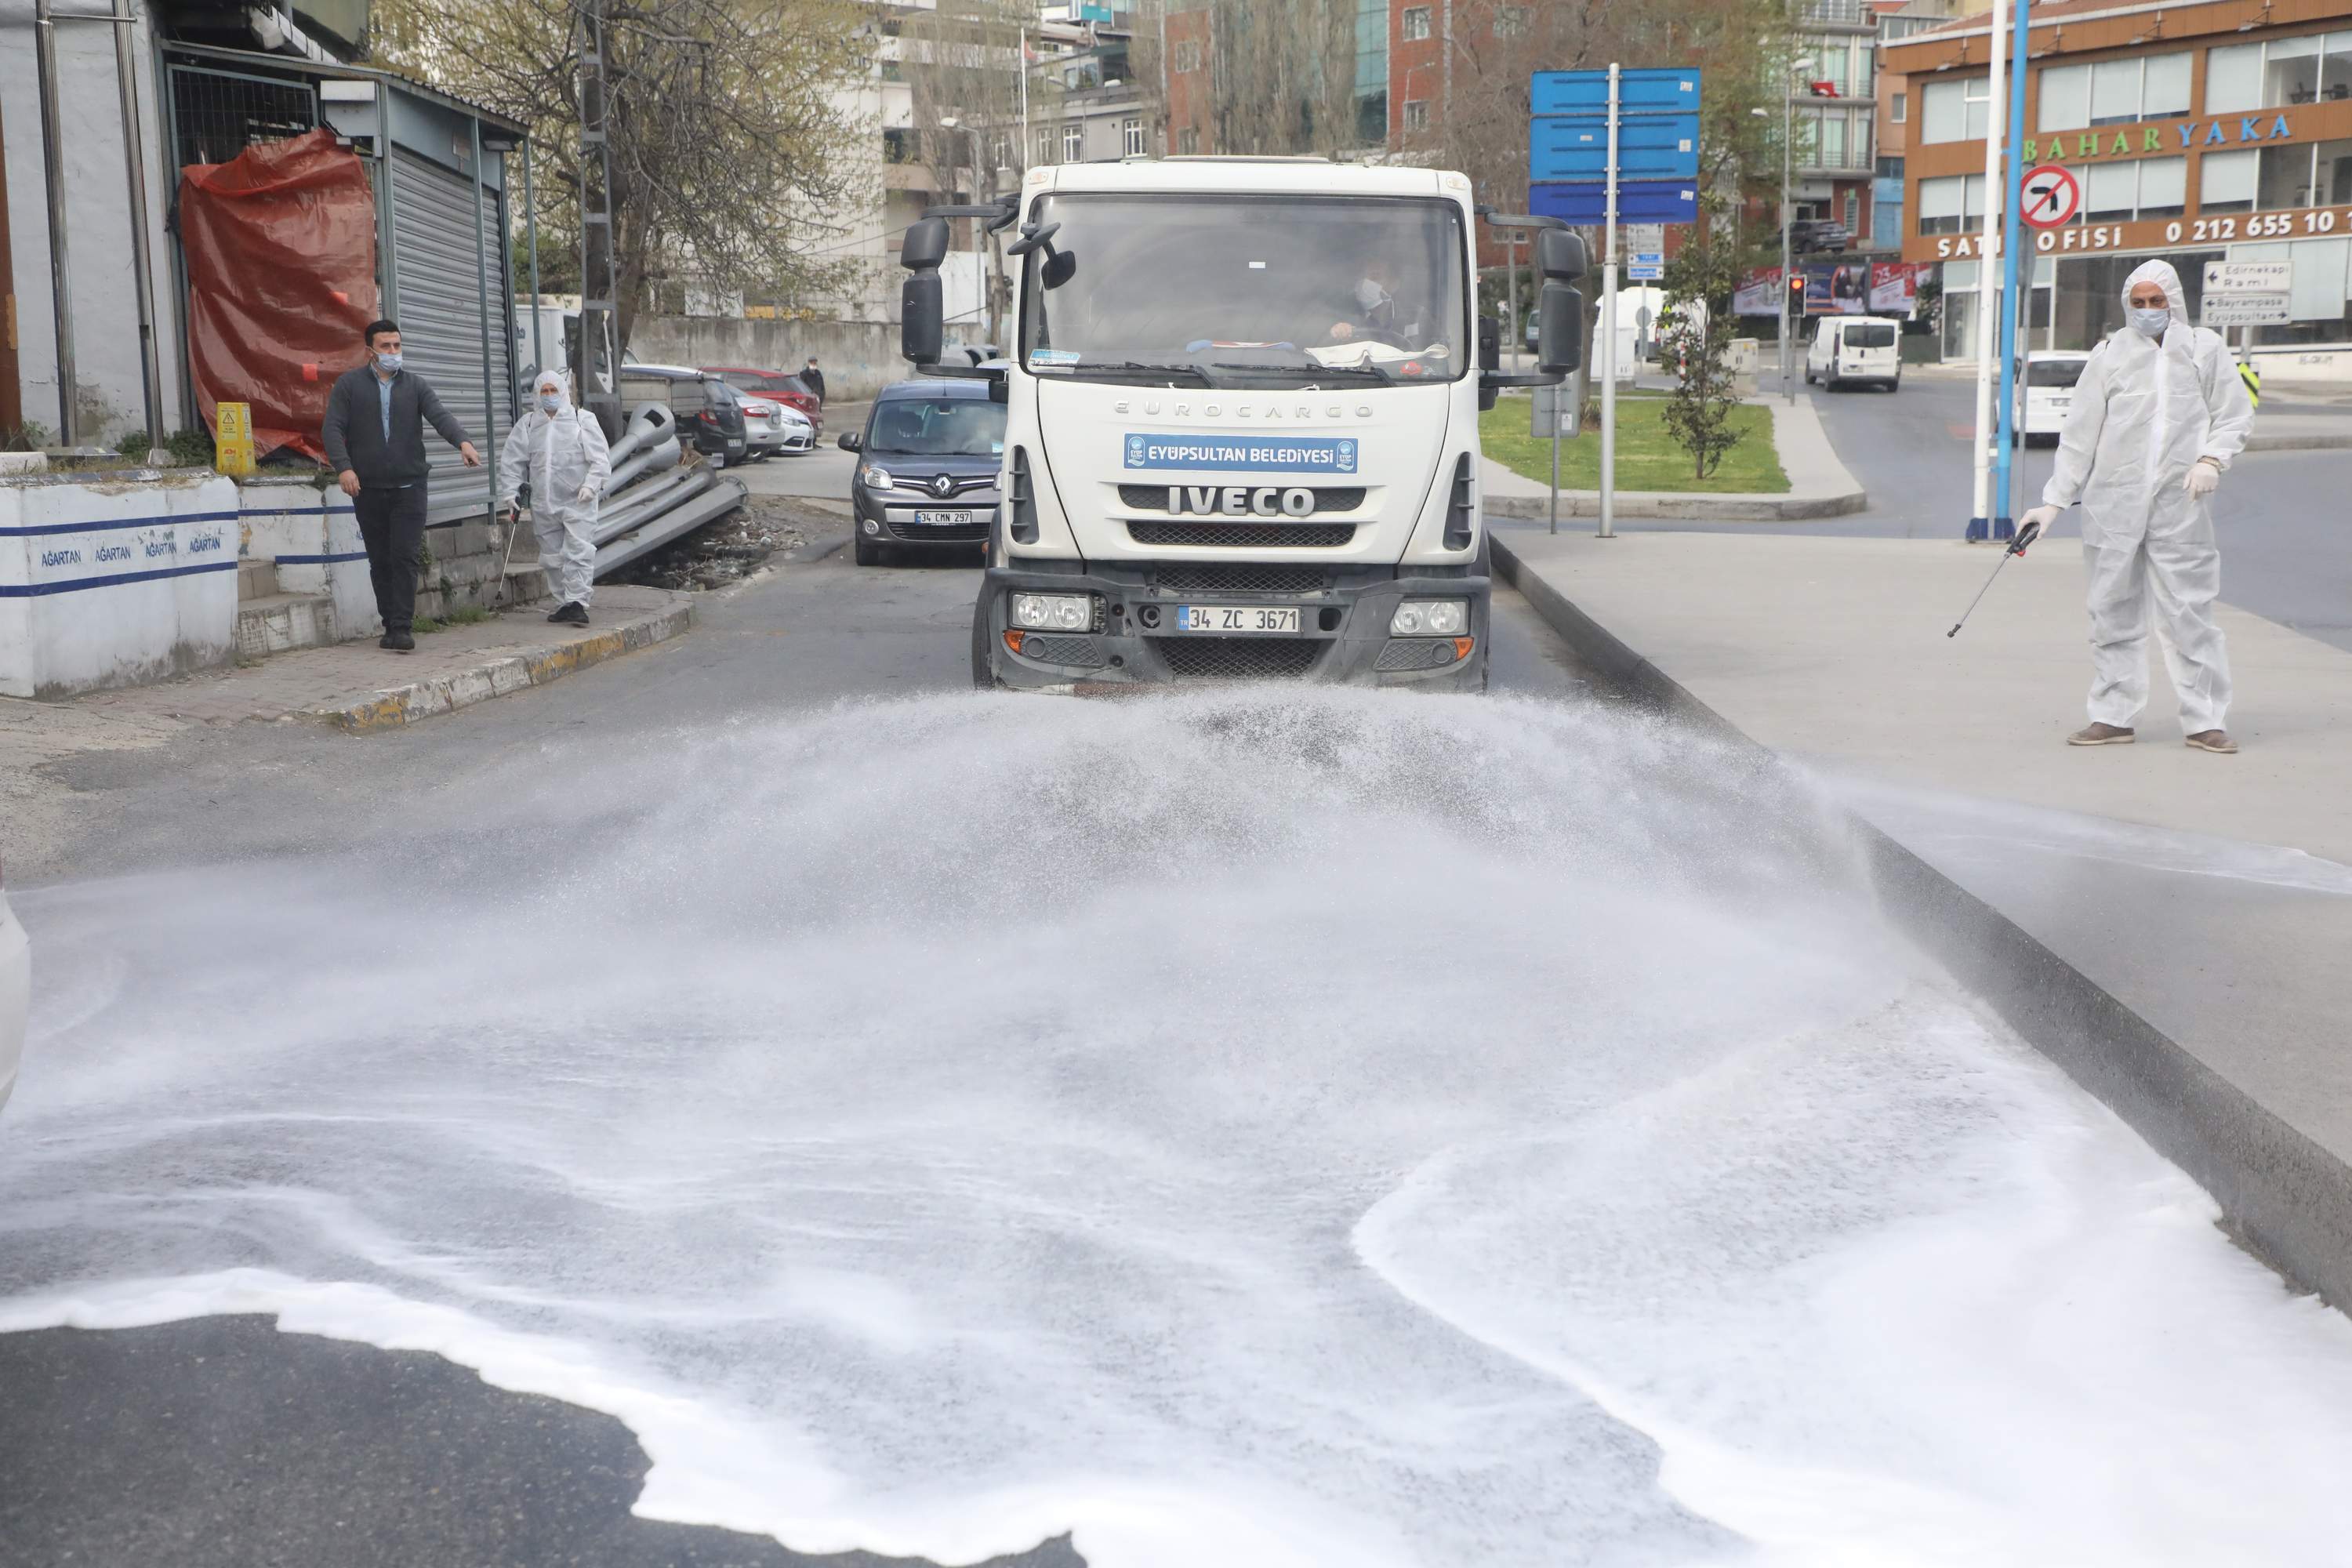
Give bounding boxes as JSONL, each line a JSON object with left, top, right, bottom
{"left": 166, "top": 64, "right": 318, "bottom": 171}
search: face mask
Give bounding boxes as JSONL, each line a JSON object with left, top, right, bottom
{"left": 538, "top": 391, "right": 564, "bottom": 412}
{"left": 2129, "top": 306, "right": 2170, "bottom": 339}
{"left": 1356, "top": 278, "right": 1387, "bottom": 312}
{"left": 375, "top": 351, "right": 403, "bottom": 374}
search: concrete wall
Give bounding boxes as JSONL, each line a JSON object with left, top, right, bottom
{"left": 0, "top": 470, "right": 238, "bottom": 699}
{"left": 0, "top": 0, "right": 186, "bottom": 448}
{"left": 627, "top": 318, "right": 916, "bottom": 402}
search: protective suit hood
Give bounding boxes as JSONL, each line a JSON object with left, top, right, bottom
{"left": 534, "top": 372, "right": 572, "bottom": 410}
{"left": 2122, "top": 260, "right": 2188, "bottom": 328}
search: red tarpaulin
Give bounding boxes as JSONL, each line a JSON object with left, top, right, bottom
{"left": 179, "top": 129, "right": 379, "bottom": 464}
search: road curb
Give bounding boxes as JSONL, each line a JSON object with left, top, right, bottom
{"left": 2244, "top": 431, "right": 2352, "bottom": 452}
{"left": 305, "top": 597, "right": 695, "bottom": 734}
{"left": 1490, "top": 530, "right": 2352, "bottom": 1308}
{"left": 1485, "top": 488, "right": 1867, "bottom": 521}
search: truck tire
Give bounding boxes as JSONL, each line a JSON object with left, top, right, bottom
{"left": 971, "top": 594, "right": 996, "bottom": 689}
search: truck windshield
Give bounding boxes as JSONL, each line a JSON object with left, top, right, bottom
{"left": 1019, "top": 193, "right": 1468, "bottom": 387}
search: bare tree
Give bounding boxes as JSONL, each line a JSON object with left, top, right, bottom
{"left": 376, "top": 0, "right": 870, "bottom": 350}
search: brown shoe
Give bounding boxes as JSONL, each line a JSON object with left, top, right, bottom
{"left": 2185, "top": 730, "right": 2238, "bottom": 753}
{"left": 2067, "top": 723, "right": 2136, "bottom": 746}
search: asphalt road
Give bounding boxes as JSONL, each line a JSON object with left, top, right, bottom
{"left": 0, "top": 528, "right": 1595, "bottom": 1567}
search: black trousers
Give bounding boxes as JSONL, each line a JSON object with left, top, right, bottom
{"left": 353, "top": 483, "right": 428, "bottom": 633}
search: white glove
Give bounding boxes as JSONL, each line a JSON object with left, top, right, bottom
{"left": 575, "top": 481, "right": 597, "bottom": 503}
{"left": 2183, "top": 459, "right": 2220, "bottom": 498}
{"left": 2020, "top": 504, "right": 2060, "bottom": 546}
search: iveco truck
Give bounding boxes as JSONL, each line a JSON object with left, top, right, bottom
{"left": 893, "top": 157, "right": 1586, "bottom": 691}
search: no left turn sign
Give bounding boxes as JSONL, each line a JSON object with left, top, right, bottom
{"left": 2020, "top": 165, "right": 2081, "bottom": 229}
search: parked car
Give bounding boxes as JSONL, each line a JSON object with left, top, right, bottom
{"left": 836, "top": 379, "right": 1007, "bottom": 566}
{"left": 2019, "top": 350, "right": 2092, "bottom": 445}
{"left": 706, "top": 367, "right": 823, "bottom": 436}
{"left": 741, "top": 396, "right": 816, "bottom": 459}
{"left": 617, "top": 365, "right": 749, "bottom": 466}
{"left": 2, "top": 856, "right": 28, "bottom": 1116}
{"left": 1789, "top": 218, "right": 1851, "bottom": 255}
{"left": 1805, "top": 314, "right": 1902, "bottom": 391}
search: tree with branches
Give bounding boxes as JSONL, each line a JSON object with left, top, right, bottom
{"left": 375, "top": 0, "right": 870, "bottom": 351}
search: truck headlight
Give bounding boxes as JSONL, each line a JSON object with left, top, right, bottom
{"left": 1010, "top": 592, "right": 1097, "bottom": 632}
{"left": 1391, "top": 600, "right": 1468, "bottom": 637}
{"left": 858, "top": 464, "right": 894, "bottom": 491}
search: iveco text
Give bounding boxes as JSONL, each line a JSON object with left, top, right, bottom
{"left": 893, "top": 156, "right": 1587, "bottom": 691}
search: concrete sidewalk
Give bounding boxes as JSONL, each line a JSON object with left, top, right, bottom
{"left": 53, "top": 585, "right": 692, "bottom": 734}
{"left": 1492, "top": 522, "right": 2352, "bottom": 1303}
{"left": 1483, "top": 394, "right": 1867, "bottom": 522}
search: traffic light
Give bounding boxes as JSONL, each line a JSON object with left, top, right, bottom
{"left": 1788, "top": 272, "right": 1807, "bottom": 312}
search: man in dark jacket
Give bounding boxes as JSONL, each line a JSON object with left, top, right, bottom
{"left": 800, "top": 355, "right": 826, "bottom": 404}
{"left": 321, "top": 319, "right": 481, "bottom": 652}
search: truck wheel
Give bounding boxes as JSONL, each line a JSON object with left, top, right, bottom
{"left": 970, "top": 594, "right": 997, "bottom": 688}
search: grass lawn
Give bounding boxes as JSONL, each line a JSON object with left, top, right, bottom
{"left": 1479, "top": 390, "right": 1788, "bottom": 495}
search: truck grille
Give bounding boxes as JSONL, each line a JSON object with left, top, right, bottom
{"left": 1127, "top": 521, "right": 1355, "bottom": 549}
{"left": 1152, "top": 562, "right": 1328, "bottom": 594}
{"left": 1149, "top": 636, "right": 1323, "bottom": 680}
{"left": 1017, "top": 633, "right": 1108, "bottom": 668}
{"left": 1120, "top": 485, "right": 1367, "bottom": 514}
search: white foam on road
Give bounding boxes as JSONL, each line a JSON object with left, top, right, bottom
{"left": 5, "top": 689, "right": 2351, "bottom": 1566}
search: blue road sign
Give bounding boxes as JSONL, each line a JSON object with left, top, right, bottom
{"left": 1530, "top": 114, "right": 1700, "bottom": 182}
{"left": 1530, "top": 68, "right": 1700, "bottom": 117}
{"left": 1528, "top": 180, "right": 1699, "bottom": 225}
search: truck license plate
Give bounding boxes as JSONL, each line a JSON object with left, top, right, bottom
{"left": 1176, "top": 605, "right": 1301, "bottom": 634}
{"left": 913, "top": 509, "right": 974, "bottom": 526}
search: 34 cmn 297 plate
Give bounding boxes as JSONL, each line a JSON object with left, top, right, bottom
{"left": 1174, "top": 605, "right": 1301, "bottom": 635}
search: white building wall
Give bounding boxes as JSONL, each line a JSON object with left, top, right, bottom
{"left": 0, "top": 0, "right": 187, "bottom": 448}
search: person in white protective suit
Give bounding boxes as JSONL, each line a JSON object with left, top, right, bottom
{"left": 497, "top": 371, "right": 612, "bottom": 626}
{"left": 2021, "top": 259, "right": 2254, "bottom": 753}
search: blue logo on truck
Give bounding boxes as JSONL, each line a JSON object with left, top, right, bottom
{"left": 1123, "top": 434, "right": 1359, "bottom": 474}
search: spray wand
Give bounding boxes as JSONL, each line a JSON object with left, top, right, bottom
{"left": 1946, "top": 521, "right": 2045, "bottom": 638}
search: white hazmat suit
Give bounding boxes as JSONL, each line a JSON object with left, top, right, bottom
{"left": 2034, "top": 260, "right": 2253, "bottom": 735}
{"left": 497, "top": 373, "right": 612, "bottom": 613}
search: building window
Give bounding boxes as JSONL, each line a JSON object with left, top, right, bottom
{"left": 1920, "top": 77, "right": 1989, "bottom": 143}
{"left": 2144, "top": 53, "right": 2192, "bottom": 119}
{"left": 1403, "top": 99, "right": 1429, "bottom": 132}
{"left": 2084, "top": 159, "right": 2136, "bottom": 222}
{"left": 1403, "top": 6, "right": 1432, "bottom": 42}
{"left": 1817, "top": 111, "right": 1846, "bottom": 168}
{"left": 2320, "top": 137, "right": 2352, "bottom": 206}
{"left": 1178, "top": 127, "right": 1200, "bottom": 155}
{"left": 1916, "top": 172, "right": 1985, "bottom": 234}
{"left": 1172, "top": 38, "right": 1203, "bottom": 74}
{"left": 883, "top": 127, "right": 913, "bottom": 164}
{"left": 1890, "top": 91, "right": 1905, "bottom": 124}
{"left": 2208, "top": 32, "right": 2352, "bottom": 114}
{"left": 1845, "top": 191, "right": 1860, "bottom": 232}
{"left": 1063, "top": 123, "right": 1085, "bottom": 163}
{"left": 2067, "top": 155, "right": 2189, "bottom": 222}
{"left": 2137, "top": 155, "right": 2187, "bottom": 217}
{"left": 2201, "top": 147, "right": 2258, "bottom": 213}
{"left": 1123, "top": 118, "right": 1145, "bottom": 158}
{"left": 1036, "top": 127, "right": 1054, "bottom": 165}
{"left": 1496, "top": 5, "right": 1531, "bottom": 37}
{"left": 2047, "top": 53, "right": 2192, "bottom": 127}
{"left": 2258, "top": 142, "right": 2318, "bottom": 209}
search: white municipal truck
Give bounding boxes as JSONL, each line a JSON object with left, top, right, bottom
{"left": 895, "top": 157, "right": 1587, "bottom": 691}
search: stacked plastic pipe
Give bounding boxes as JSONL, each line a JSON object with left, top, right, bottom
{"left": 589, "top": 402, "right": 750, "bottom": 578}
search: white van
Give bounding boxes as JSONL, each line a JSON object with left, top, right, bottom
{"left": 2019, "top": 350, "right": 2092, "bottom": 444}
{"left": 1804, "top": 315, "right": 1902, "bottom": 392}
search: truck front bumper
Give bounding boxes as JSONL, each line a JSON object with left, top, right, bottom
{"left": 974, "top": 561, "right": 1490, "bottom": 691}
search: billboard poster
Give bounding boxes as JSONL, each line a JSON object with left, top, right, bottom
{"left": 1869, "top": 262, "right": 1929, "bottom": 315}
{"left": 1734, "top": 261, "right": 1928, "bottom": 318}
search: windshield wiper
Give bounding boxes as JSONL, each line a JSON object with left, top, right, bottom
{"left": 1210, "top": 361, "right": 1394, "bottom": 386}
{"left": 1063, "top": 361, "right": 1214, "bottom": 384}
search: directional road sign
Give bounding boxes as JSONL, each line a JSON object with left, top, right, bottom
{"left": 1628, "top": 252, "right": 1665, "bottom": 281}
{"left": 1529, "top": 180, "right": 1698, "bottom": 225}
{"left": 2019, "top": 165, "right": 2080, "bottom": 229}
{"left": 2201, "top": 293, "right": 2292, "bottom": 327}
{"left": 2205, "top": 259, "right": 2293, "bottom": 295}
{"left": 1530, "top": 114, "right": 1699, "bottom": 182}
{"left": 1531, "top": 67, "right": 1700, "bottom": 115}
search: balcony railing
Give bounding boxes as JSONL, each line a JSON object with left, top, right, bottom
{"left": 1798, "top": 0, "right": 1874, "bottom": 27}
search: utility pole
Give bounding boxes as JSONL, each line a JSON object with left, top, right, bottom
{"left": 32, "top": 0, "right": 78, "bottom": 446}
{"left": 1780, "top": 74, "right": 1794, "bottom": 406}
{"left": 579, "top": 0, "right": 622, "bottom": 438}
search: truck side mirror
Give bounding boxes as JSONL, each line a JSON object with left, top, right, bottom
{"left": 899, "top": 216, "right": 950, "bottom": 366}
{"left": 1537, "top": 228, "right": 1588, "bottom": 282}
{"left": 1536, "top": 282, "right": 1584, "bottom": 376}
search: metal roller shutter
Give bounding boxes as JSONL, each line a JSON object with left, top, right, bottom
{"left": 388, "top": 148, "right": 514, "bottom": 524}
